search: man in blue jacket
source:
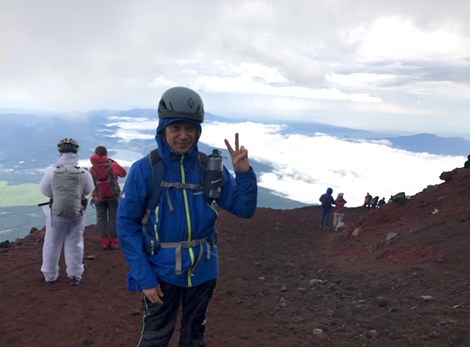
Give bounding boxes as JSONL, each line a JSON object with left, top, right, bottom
{"left": 117, "top": 87, "right": 257, "bottom": 346}
{"left": 319, "top": 187, "right": 335, "bottom": 230}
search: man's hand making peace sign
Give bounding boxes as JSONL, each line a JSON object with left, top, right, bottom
{"left": 224, "top": 133, "right": 250, "bottom": 172}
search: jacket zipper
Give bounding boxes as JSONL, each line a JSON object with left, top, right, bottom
{"left": 180, "top": 155, "right": 195, "bottom": 287}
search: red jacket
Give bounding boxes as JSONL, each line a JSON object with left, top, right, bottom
{"left": 89, "top": 154, "right": 127, "bottom": 201}
{"left": 334, "top": 197, "right": 347, "bottom": 213}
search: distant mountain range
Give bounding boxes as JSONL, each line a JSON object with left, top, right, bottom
{"left": 1, "top": 109, "right": 468, "bottom": 241}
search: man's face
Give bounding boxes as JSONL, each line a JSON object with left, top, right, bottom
{"left": 164, "top": 121, "right": 199, "bottom": 153}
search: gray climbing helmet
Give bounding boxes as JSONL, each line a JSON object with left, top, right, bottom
{"left": 158, "top": 87, "right": 204, "bottom": 123}
{"left": 57, "top": 138, "right": 79, "bottom": 153}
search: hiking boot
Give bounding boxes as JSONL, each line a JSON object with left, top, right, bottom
{"left": 109, "top": 237, "right": 119, "bottom": 250}
{"left": 46, "top": 280, "right": 56, "bottom": 286}
{"left": 100, "top": 237, "right": 110, "bottom": 250}
{"left": 70, "top": 277, "right": 80, "bottom": 286}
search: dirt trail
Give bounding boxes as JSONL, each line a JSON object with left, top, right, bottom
{"left": 1, "top": 168, "right": 469, "bottom": 346}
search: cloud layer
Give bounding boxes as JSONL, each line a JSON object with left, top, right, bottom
{"left": 108, "top": 117, "right": 464, "bottom": 207}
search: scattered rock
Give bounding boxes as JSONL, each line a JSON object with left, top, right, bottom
{"left": 313, "top": 328, "right": 323, "bottom": 336}
{"left": 366, "top": 329, "right": 379, "bottom": 338}
{"left": 440, "top": 169, "right": 458, "bottom": 181}
{"left": 309, "top": 279, "right": 323, "bottom": 286}
{"left": 352, "top": 227, "right": 360, "bottom": 237}
{"left": 329, "top": 283, "right": 342, "bottom": 292}
{"left": 375, "top": 296, "right": 388, "bottom": 307}
{"left": 421, "top": 295, "right": 433, "bottom": 301}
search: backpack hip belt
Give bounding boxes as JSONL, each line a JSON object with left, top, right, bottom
{"left": 159, "top": 238, "right": 210, "bottom": 276}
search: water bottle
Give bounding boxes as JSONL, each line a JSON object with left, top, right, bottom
{"left": 204, "top": 149, "right": 223, "bottom": 199}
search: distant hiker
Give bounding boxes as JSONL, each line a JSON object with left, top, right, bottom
{"left": 319, "top": 187, "right": 335, "bottom": 229}
{"left": 116, "top": 87, "right": 257, "bottom": 346}
{"left": 378, "top": 197, "right": 386, "bottom": 207}
{"left": 464, "top": 155, "right": 470, "bottom": 168}
{"left": 370, "top": 196, "right": 379, "bottom": 209}
{"left": 363, "top": 192, "right": 372, "bottom": 209}
{"left": 333, "top": 192, "right": 347, "bottom": 230}
{"left": 39, "top": 138, "right": 94, "bottom": 286}
{"left": 391, "top": 192, "right": 409, "bottom": 205}
{"left": 89, "top": 146, "right": 127, "bottom": 250}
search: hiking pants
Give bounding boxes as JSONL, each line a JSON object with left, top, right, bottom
{"left": 95, "top": 199, "right": 119, "bottom": 239}
{"left": 320, "top": 208, "right": 331, "bottom": 227}
{"left": 41, "top": 206, "right": 86, "bottom": 281}
{"left": 333, "top": 212, "right": 344, "bottom": 228}
{"left": 138, "top": 279, "right": 217, "bottom": 347}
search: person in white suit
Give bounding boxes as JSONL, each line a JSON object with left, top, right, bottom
{"left": 40, "top": 138, "right": 94, "bottom": 286}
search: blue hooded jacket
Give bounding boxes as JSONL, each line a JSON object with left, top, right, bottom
{"left": 319, "top": 187, "right": 334, "bottom": 211}
{"left": 116, "top": 118, "right": 257, "bottom": 290}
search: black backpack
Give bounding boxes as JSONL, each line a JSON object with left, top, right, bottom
{"left": 321, "top": 195, "right": 332, "bottom": 208}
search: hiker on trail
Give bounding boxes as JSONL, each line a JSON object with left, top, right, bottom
{"left": 378, "top": 197, "right": 386, "bottom": 207}
{"left": 89, "top": 146, "right": 127, "bottom": 250}
{"left": 464, "top": 155, "right": 470, "bottom": 168}
{"left": 370, "top": 196, "right": 379, "bottom": 209}
{"left": 363, "top": 192, "right": 372, "bottom": 209}
{"left": 319, "top": 187, "right": 335, "bottom": 229}
{"left": 116, "top": 87, "right": 257, "bottom": 346}
{"left": 333, "top": 192, "right": 347, "bottom": 230}
{"left": 39, "top": 138, "right": 94, "bottom": 286}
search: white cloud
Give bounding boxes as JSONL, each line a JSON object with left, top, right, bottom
{"left": 109, "top": 117, "right": 463, "bottom": 207}
{"left": 354, "top": 17, "right": 469, "bottom": 63}
{"left": 103, "top": 117, "right": 156, "bottom": 143}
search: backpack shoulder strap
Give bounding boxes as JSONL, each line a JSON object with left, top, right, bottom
{"left": 198, "top": 152, "right": 208, "bottom": 166}
{"left": 140, "top": 150, "right": 211, "bottom": 231}
{"left": 141, "top": 149, "right": 165, "bottom": 230}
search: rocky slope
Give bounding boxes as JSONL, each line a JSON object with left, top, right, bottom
{"left": 1, "top": 168, "right": 469, "bottom": 346}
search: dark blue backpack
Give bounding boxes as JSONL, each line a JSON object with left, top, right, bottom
{"left": 321, "top": 195, "right": 332, "bottom": 209}
{"left": 140, "top": 149, "right": 209, "bottom": 229}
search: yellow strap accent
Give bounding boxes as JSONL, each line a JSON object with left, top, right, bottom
{"left": 180, "top": 155, "right": 195, "bottom": 287}
{"left": 154, "top": 206, "right": 159, "bottom": 242}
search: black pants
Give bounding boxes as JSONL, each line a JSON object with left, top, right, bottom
{"left": 95, "top": 199, "right": 119, "bottom": 238}
{"left": 139, "top": 279, "right": 217, "bottom": 347}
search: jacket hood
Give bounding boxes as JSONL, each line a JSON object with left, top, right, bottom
{"left": 155, "top": 117, "right": 201, "bottom": 166}
{"left": 54, "top": 152, "right": 79, "bottom": 167}
{"left": 326, "top": 187, "right": 333, "bottom": 195}
{"left": 90, "top": 154, "right": 110, "bottom": 166}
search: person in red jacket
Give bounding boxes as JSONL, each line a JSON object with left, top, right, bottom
{"left": 89, "top": 146, "right": 127, "bottom": 249}
{"left": 333, "top": 192, "right": 347, "bottom": 230}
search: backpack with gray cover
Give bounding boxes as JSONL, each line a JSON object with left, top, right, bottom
{"left": 52, "top": 166, "right": 83, "bottom": 218}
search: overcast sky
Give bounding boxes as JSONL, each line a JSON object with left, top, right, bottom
{"left": 1, "top": 0, "right": 469, "bottom": 138}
